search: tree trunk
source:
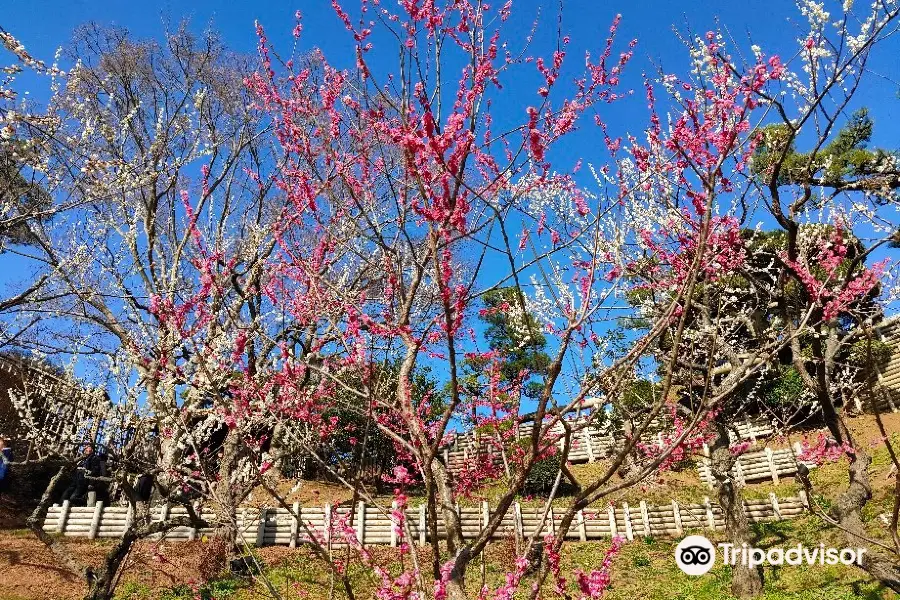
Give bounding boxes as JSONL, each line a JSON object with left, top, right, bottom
{"left": 84, "top": 501, "right": 201, "bottom": 600}
{"left": 710, "top": 417, "right": 763, "bottom": 598}
{"left": 834, "top": 450, "right": 900, "bottom": 591}
{"left": 82, "top": 503, "right": 148, "bottom": 600}
{"left": 83, "top": 537, "right": 136, "bottom": 600}
{"left": 820, "top": 405, "right": 900, "bottom": 592}
{"left": 445, "top": 546, "right": 473, "bottom": 600}
{"left": 615, "top": 416, "right": 641, "bottom": 478}
{"left": 201, "top": 429, "right": 242, "bottom": 581}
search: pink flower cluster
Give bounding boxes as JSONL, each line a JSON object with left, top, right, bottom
{"left": 797, "top": 433, "right": 855, "bottom": 465}
{"left": 780, "top": 222, "right": 888, "bottom": 321}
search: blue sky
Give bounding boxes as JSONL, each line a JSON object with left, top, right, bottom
{"left": 3, "top": 0, "right": 900, "bottom": 405}
{"left": 5, "top": 0, "right": 897, "bottom": 222}
{"left": 5, "top": 0, "right": 896, "bottom": 125}
{"left": 6, "top": 0, "right": 799, "bottom": 57}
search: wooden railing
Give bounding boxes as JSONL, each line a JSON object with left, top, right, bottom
{"left": 698, "top": 443, "right": 815, "bottom": 487}
{"left": 44, "top": 493, "right": 809, "bottom": 546}
{"left": 441, "top": 415, "right": 776, "bottom": 474}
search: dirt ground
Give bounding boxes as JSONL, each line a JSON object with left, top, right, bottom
{"left": 0, "top": 533, "right": 195, "bottom": 600}
{"left": 0, "top": 532, "right": 321, "bottom": 600}
{"left": 2, "top": 413, "right": 900, "bottom": 600}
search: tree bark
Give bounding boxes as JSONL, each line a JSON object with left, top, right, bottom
{"left": 834, "top": 451, "right": 900, "bottom": 592}
{"left": 201, "top": 428, "right": 242, "bottom": 581}
{"left": 818, "top": 404, "right": 900, "bottom": 592}
{"left": 615, "top": 416, "right": 642, "bottom": 478}
{"left": 710, "top": 417, "right": 763, "bottom": 598}
{"left": 84, "top": 506, "right": 202, "bottom": 600}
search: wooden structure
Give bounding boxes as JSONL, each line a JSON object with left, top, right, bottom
{"left": 442, "top": 416, "right": 617, "bottom": 473}
{"left": 698, "top": 442, "right": 815, "bottom": 487}
{"left": 44, "top": 493, "right": 809, "bottom": 545}
{"left": 728, "top": 416, "right": 775, "bottom": 443}
{"left": 0, "top": 355, "right": 139, "bottom": 459}
{"left": 870, "top": 317, "right": 900, "bottom": 413}
{"left": 442, "top": 413, "right": 775, "bottom": 475}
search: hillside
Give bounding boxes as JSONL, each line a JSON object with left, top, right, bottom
{"left": 1, "top": 413, "right": 899, "bottom": 600}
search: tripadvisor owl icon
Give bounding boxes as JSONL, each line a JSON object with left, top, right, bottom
{"left": 675, "top": 535, "right": 716, "bottom": 575}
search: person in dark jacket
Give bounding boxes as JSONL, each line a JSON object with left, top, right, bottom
{"left": 0, "top": 438, "right": 12, "bottom": 498}
{"left": 95, "top": 450, "right": 110, "bottom": 504}
{"left": 61, "top": 444, "right": 102, "bottom": 505}
{"left": 135, "top": 472, "right": 154, "bottom": 503}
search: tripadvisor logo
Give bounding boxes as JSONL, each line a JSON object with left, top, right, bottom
{"left": 675, "top": 535, "right": 867, "bottom": 575}
{"left": 675, "top": 535, "right": 716, "bottom": 575}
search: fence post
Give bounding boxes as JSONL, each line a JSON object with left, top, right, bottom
{"left": 193, "top": 502, "right": 203, "bottom": 541}
{"left": 702, "top": 444, "right": 714, "bottom": 489}
{"left": 765, "top": 447, "right": 780, "bottom": 484}
{"left": 418, "top": 504, "right": 427, "bottom": 546}
{"left": 769, "top": 493, "right": 782, "bottom": 520}
{"left": 155, "top": 503, "right": 170, "bottom": 540}
{"left": 256, "top": 508, "right": 267, "bottom": 547}
{"left": 88, "top": 501, "right": 104, "bottom": 540}
{"left": 324, "top": 503, "right": 333, "bottom": 549}
{"left": 188, "top": 502, "right": 198, "bottom": 541}
{"left": 514, "top": 502, "right": 524, "bottom": 539}
{"left": 746, "top": 415, "right": 757, "bottom": 443}
{"left": 622, "top": 503, "right": 634, "bottom": 541}
{"left": 481, "top": 501, "right": 490, "bottom": 536}
{"left": 607, "top": 505, "right": 617, "bottom": 537}
{"left": 124, "top": 502, "right": 134, "bottom": 534}
{"left": 87, "top": 491, "right": 97, "bottom": 507}
{"left": 792, "top": 441, "right": 803, "bottom": 458}
{"left": 56, "top": 500, "right": 70, "bottom": 535}
{"left": 583, "top": 428, "right": 596, "bottom": 463}
{"left": 672, "top": 501, "right": 683, "bottom": 536}
{"left": 703, "top": 497, "right": 715, "bottom": 530}
{"left": 390, "top": 501, "right": 398, "bottom": 547}
{"left": 290, "top": 502, "right": 300, "bottom": 548}
{"left": 798, "top": 490, "right": 810, "bottom": 510}
{"left": 639, "top": 500, "right": 650, "bottom": 537}
{"left": 735, "top": 458, "right": 746, "bottom": 485}
{"left": 577, "top": 510, "right": 587, "bottom": 541}
{"left": 548, "top": 506, "right": 556, "bottom": 536}
{"left": 356, "top": 501, "right": 366, "bottom": 546}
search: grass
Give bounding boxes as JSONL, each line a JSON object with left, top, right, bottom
{"left": 115, "top": 579, "right": 242, "bottom": 600}
{"left": 457, "top": 455, "right": 807, "bottom": 510}
{"left": 47, "top": 415, "right": 900, "bottom": 599}
{"left": 125, "top": 516, "right": 891, "bottom": 600}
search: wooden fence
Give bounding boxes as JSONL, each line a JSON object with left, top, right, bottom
{"left": 872, "top": 318, "right": 900, "bottom": 413}
{"left": 443, "top": 416, "right": 776, "bottom": 475}
{"left": 444, "top": 426, "right": 615, "bottom": 472}
{"left": 43, "top": 493, "right": 809, "bottom": 546}
{"left": 0, "top": 356, "right": 139, "bottom": 458}
{"left": 728, "top": 417, "right": 775, "bottom": 443}
{"left": 698, "top": 443, "right": 815, "bottom": 487}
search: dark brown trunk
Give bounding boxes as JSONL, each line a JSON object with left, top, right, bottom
{"left": 201, "top": 429, "right": 241, "bottom": 581}
{"left": 808, "top": 323, "right": 900, "bottom": 594}
{"left": 83, "top": 537, "right": 136, "bottom": 600}
{"left": 615, "top": 417, "right": 641, "bottom": 478}
{"left": 710, "top": 418, "right": 763, "bottom": 598}
{"left": 26, "top": 466, "right": 90, "bottom": 582}
{"left": 200, "top": 520, "right": 237, "bottom": 582}
{"left": 432, "top": 453, "right": 472, "bottom": 598}
{"left": 820, "top": 410, "right": 900, "bottom": 592}
{"left": 445, "top": 546, "right": 472, "bottom": 600}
